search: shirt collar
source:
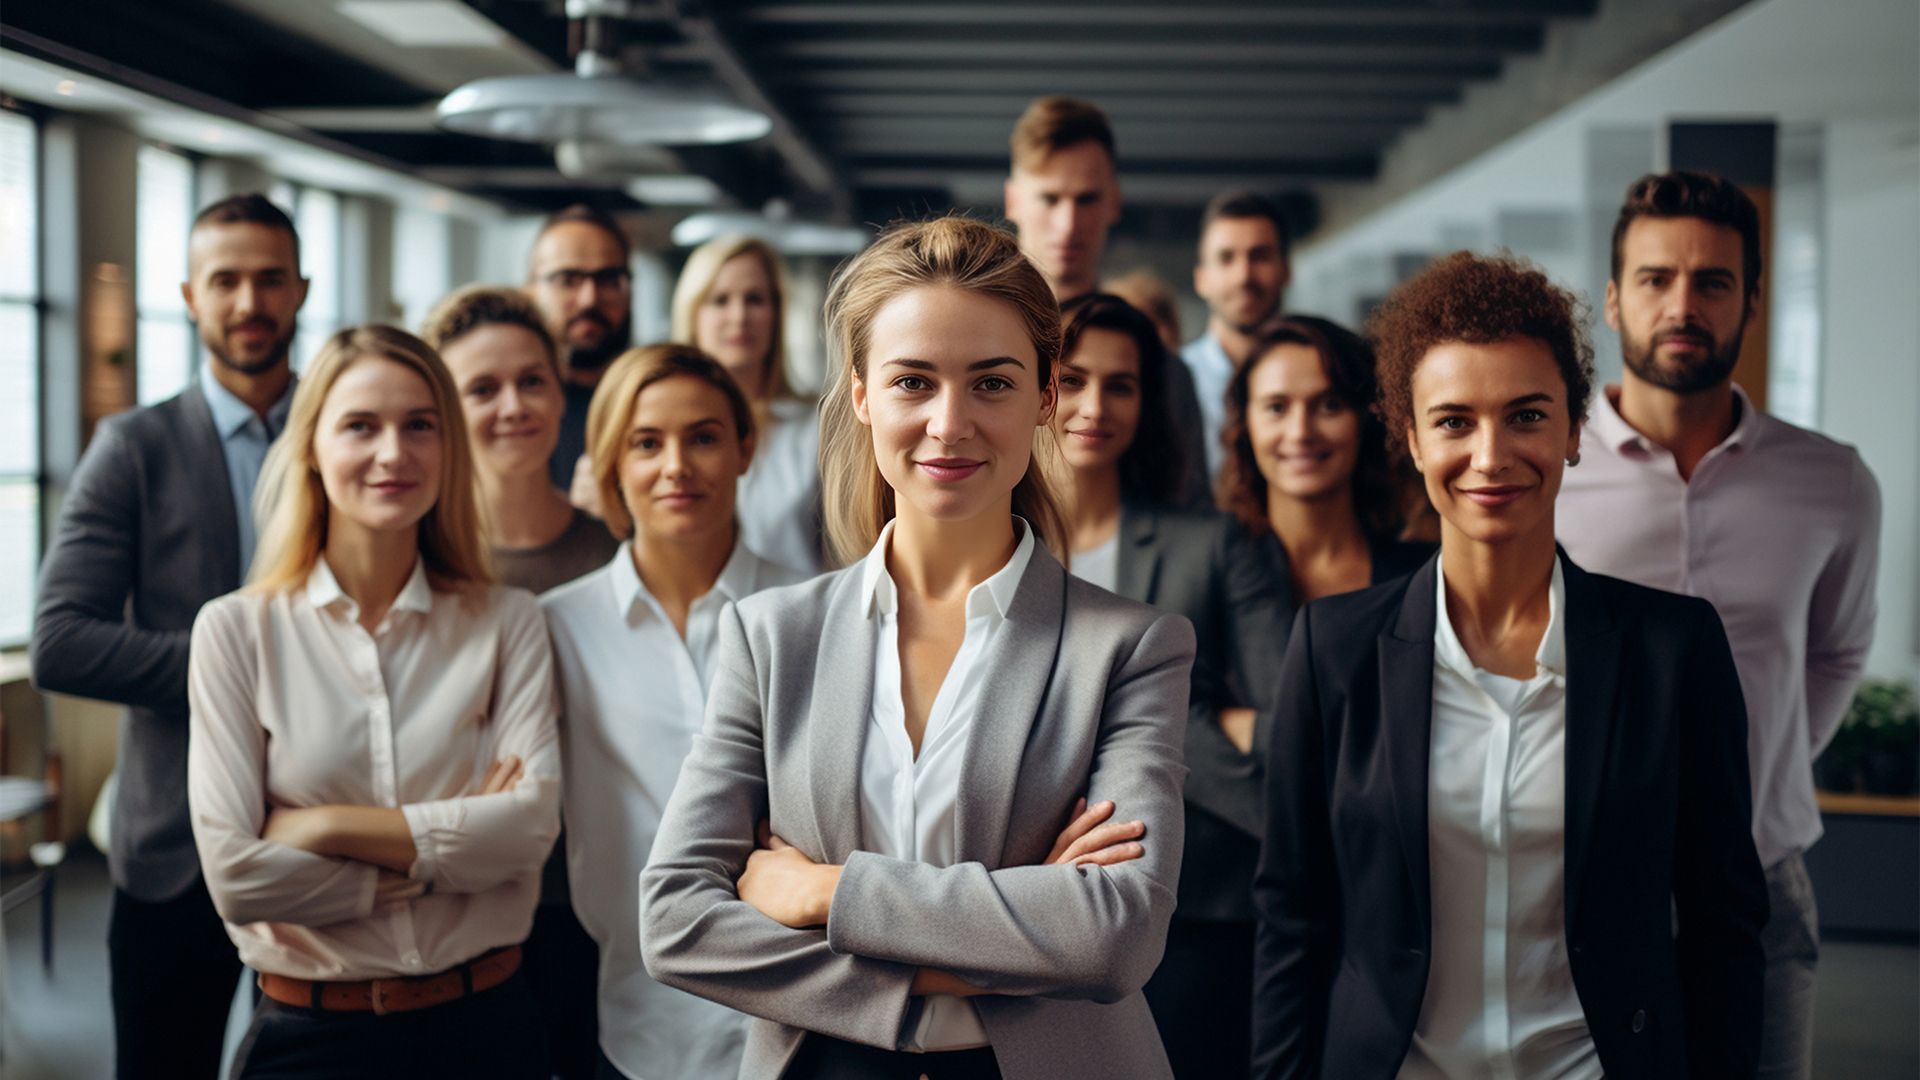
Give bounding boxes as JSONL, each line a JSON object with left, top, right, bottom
{"left": 1432, "top": 552, "right": 1567, "bottom": 684}
{"left": 303, "top": 554, "right": 434, "bottom": 622}
{"left": 610, "top": 534, "right": 759, "bottom": 627}
{"left": 860, "top": 516, "right": 1036, "bottom": 621}
{"left": 199, "top": 363, "right": 295, "bottom": 440}
{"left": 1588, "top": 381, "right": 1758, "bottom": 457}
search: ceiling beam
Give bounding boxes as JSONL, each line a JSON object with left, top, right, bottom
{"left": 771, "top": 67, "right": 1472, "bottom": 99}
{"left": 655, "top": 0, "right": 853, "bottom": 218}
{"left": 757, "top": 39, "right": 1519, "bottom": 67}
{"left": 805, "top": 93, "right": 1431, "bottom": 124}
{"left": 737, "top": 3, "right": 1580, "bottom": 29}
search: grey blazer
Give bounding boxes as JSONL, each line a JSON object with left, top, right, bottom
{"left": 30, "top": 385, "right": 243, "bottom": 902}
{"left": 641, "top": 541, "right": 1196, "bottom": 1080}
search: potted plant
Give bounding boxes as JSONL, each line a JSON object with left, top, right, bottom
{"left": 1823, "top": 679, "right": 1920, "bottom": 797}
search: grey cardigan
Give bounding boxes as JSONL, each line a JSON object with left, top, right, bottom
{"left": 640, "top": 540, "right": 1196, "bottom": 1080}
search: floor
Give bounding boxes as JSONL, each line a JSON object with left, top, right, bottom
{"left": 4, "top": 847, "right": 1918, "bottom": 1078}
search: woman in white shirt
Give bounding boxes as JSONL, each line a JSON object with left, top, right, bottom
{"left": 543, "top": 343, "right": 804, "bottom": 1080}
{"left": 1049, "top": 293, "right": 1289, "bottom": 1080}
{"left": 640, "top": 217, "right": 1196, "bottom": 1080}
{"left": 187, "top": 325, "right": 561, "bottom": 1080}
{"left": 671, "top": 235, "right": 826, "bottom": 573}
{"left": 1251, "top": 253, "right": 1766, "bottom": 1079}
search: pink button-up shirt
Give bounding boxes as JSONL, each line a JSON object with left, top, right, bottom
{"left": 1555, "top": 386, "right": 1879, "bottom": 867}
{"left": 187, "top": 557, "right": 561, "bottom": 981}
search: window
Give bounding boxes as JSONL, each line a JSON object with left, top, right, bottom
{"left": 136, "top": 144, "right": 195, "bottom": 405}
{"left": 291, "top": 185, "right": 342, "bottom": 370}
{"left": 0, "top": 110, "right": 40, "bottom": 644}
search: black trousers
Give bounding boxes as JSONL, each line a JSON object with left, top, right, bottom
{"left": 521, "top": 899, "right": 601, "bottom": 1080}
{"left": 109, "top": 879, "right": 245, "bottom": 1080}
{"left": 229, "top": 970, "right": 550, "bottom": 1080}
{"left": 786, "top": 1033, "right": 1002, "bottom": 1080}
{"left": 1141, "top": 917, "right": 1255, "bottom": 1080}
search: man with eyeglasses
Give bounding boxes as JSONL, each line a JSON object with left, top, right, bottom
{"left": 525, "top": 203, "right": 635, "bottom": 493}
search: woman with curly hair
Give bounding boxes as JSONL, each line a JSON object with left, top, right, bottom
{"left": 1218, "top": 314, "right": 1432, "bottom": 605}
{"left": 1251, "top": 253, "right": 1766, "bottom": 1080}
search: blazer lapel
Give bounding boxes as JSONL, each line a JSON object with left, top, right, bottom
{"left": 1381, "top": 554, "right": 1440, "bottom": 937}
{"left": 1558, "top": 552, "right": 1621, "bottom": 935}
{"left": 954, "top": 544, "right": 1066, "bottom": 868}
{"left": 182, "top": 382, "right": 243, "bottom": 591}
{"left": 1114, "top": 500, "right": 1161, "bottom": 605}
{"left": 806, "top": 569, "right": 878, "bottom": 862}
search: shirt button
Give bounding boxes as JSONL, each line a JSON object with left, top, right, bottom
{"left": 1631, "top": 1009, "right": 1647, "bottom": 1033}
{"left": 405, "top": 952, "right": 421, "bottom": 967}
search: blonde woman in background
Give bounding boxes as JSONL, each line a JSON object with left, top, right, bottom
{"left": 641, "top": 217, "right": 1195, "bottom": 1080}
{"left": 544, "top": 344, "right": 804, "bottom": 1080}
{"left": 187, "top": 325, "right": 560, "bottom": 1079}
{"left": 671, "top": 235, "right": 827, "bottom": 572}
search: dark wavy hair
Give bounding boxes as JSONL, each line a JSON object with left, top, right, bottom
{"left": 1368, "top": 251, "right": 1594, "bottom": 450}
{"left": 1612, "top": 171, "right": 1762, "bottom": 298}
{"left": 1220, "top": 315, "right": 1403, "bottom": 538}
{"left": 1059, "top": 293, "right": 1188, "bottom": 506}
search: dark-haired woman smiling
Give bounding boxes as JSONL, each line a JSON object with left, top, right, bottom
{"left": 1251, "top": 253, "right": 1766, "bottom": 1080}
{"left": 1050, "top": 293, "right": 1289, "bottom": 1080}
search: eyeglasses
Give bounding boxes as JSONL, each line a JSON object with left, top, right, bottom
{"left": 541, "top": 267, "right": 632, "bottom": 292}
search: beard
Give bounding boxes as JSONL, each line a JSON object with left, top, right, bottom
{"left": 561, "top": 314, "right": 631, "bottom": 376}
{"left": 1620, "top": 321, "right": 1743, "bottom": 394}
{"left": 202, "top": 318, "right": 295, "bottom": 376}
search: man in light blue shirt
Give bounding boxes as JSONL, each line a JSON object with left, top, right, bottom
{"left": 1182, "top": 191, "right": 1290, "bottom": 482}
{"left": 197, "top": 360, "right": 294, "bottom": 573}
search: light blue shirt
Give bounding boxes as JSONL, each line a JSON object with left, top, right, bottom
{"left": 198, "top": 363, "right": 295, "bottom": 575}
{"left": 1180, "top": 331, "right": 1233, "bottom": 481}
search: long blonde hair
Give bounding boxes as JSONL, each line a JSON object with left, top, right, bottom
{"left": 249, "top": 325, "right": 492, "bottom": 595}
{"left": 669, "top": 235, "right": 795, "bottom": 402}
{"left": 819, "top": 216, "right": 1069, "bottom": 567}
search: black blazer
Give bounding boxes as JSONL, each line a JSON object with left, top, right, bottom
{"left": 31, "top": 384, "right": 246, "bottom": 902}
{"left": 1113, "top": 495, "right": 1289, "bottom": 921}
{"left": 1252, "top": 552, "right": 1766, "bottom": 1080}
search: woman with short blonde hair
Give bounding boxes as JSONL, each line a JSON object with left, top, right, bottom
{"left": 670, "top": 234, "right": 824, "bottom": 571}
{"left": 190, "top": 324, "right": 561, "bottom": 1079}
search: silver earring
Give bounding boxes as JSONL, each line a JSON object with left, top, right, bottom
{"left": 1566, "top": 450, "right": 1581, "bottom": 467}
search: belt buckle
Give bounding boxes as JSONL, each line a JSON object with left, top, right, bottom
{"left": 370, "top": 977, "right": 396, "bottom": 1016}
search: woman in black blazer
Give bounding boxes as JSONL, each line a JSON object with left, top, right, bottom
{"left": 1252, "top": 253, "right": 1767, "bottom": 1080}
{"left": 1050, "top": 293, "right": 1290, "bottom": 1080}
{"left": 1217, "top": 314, "right": 1433, "bottom": 602}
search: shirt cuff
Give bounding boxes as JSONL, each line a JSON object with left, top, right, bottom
{"left": 401, "top": 802, "right": 440, "bottom": 883}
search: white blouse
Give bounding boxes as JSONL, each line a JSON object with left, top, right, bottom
{"left": 1402, "top": 557, "right": 1601, "bottom": 1080}
{"left": 1068, "top": 530, "right": 1119, "bottom": 593}
{"left": 856, "top": 517, "right": 1036, "bottom": 1052}
{"left": 737, "top": 397, "right": 826, "bottom": 574}
{"left": 542, "top": 540, "right": 803, "bottom": 1080}
{"left": 186, "top": 557, "right": 561, "bottom": 982}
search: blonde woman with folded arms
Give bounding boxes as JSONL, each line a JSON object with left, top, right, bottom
{"left": 640, "top": 217, "right": 1196, "bottom": 1080}
{"left": 187, "top": 325, "right": 560, "bottom": 1079}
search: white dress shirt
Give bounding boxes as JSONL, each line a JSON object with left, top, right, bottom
{"left": 738, "top": 398, "right": 827, "bottom": 574}
{"left": 1556, "top": 385, "right": 1880, "bottom": 868}
{"left": 1068, "top": 530, "right": 1119, "bottom": 593}
{"left": 186, "top": 557, "right": 561, "bottom": 982}
{"left": 857, "top": 517, "right": 1036, "bottom": 1052}
{"left": 543, "top": 539, "right": 803, "bottom": 1080}
{"left": 1179, "top": 332, "right": 1233, "bottom": 481}
{"left": 1402, "top": 557, "right": 1602, "bottom": 1080}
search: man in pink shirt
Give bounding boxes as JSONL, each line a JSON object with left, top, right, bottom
{"left": 1556, "top": 171, "right": 1880, "bottom": 1080}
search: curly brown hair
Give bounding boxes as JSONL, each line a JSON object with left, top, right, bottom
{"left": 1367, "top": 251, "right": 1594, "bottom": 455}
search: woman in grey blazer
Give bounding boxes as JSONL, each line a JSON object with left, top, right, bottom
{"left": 641, "top": 218, "right": 1197, "bottom": 1080}
{"left": 1049, "top": 293, "right": 1291, "bottom": 1080}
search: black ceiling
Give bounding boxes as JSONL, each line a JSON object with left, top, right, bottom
{"left": 2, "top": 0, "right": 1601, "bottom": 237}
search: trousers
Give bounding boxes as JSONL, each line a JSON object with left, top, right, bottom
{"left": 109, "top": 879, "right": 244, "bottom": 1080}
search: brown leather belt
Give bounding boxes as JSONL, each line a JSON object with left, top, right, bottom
{"left": 258, "top": 945, "right": 521, "bottom": 1015}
